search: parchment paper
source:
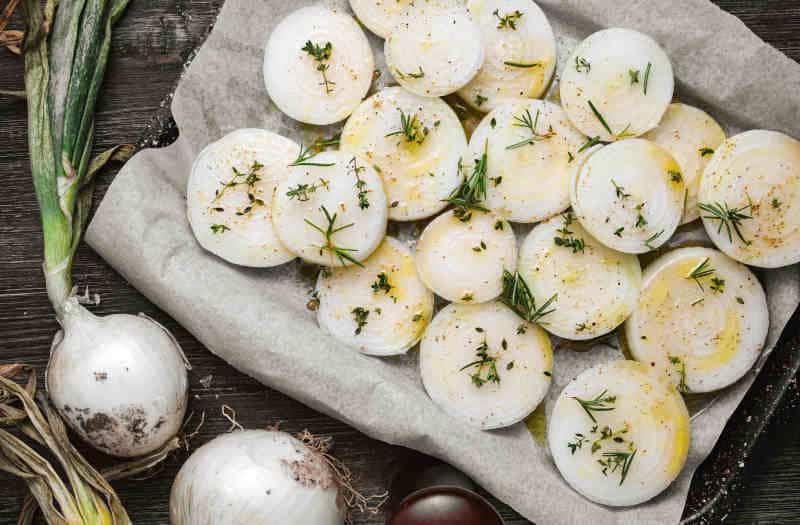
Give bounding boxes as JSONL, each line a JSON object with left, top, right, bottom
{"left": 86, "top": 1, "right": 800, "bottom": 523}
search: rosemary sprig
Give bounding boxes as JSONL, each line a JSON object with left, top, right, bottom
{"left": 571, "top": 389, "right": 616, "bottom": 423}
{"left": 643, "top": 230, "right": 664, "bottom": 250}
{"left": 348, "top": 156, "right": 370, "bottom": 209}
{"left": 385, "top": 110, "right": 428, "bottom": 145}
{"left": 587, "top": 100, "right": 633, "bottom": 139}
{"left": 351, "top": 307, "right": 369, "bottom": 335}
{"left": 304, "top": 205, "right": 364, "bottom": 267}
{"left": 443, "top": 141, "right": 489, "bottom": 222}
{"left": 302, "top": 40, "right": 335, "bottom": 94}
{"left": 598, "top": 449, "right": 637, "bottom": 485}
{"left": 643, "top": 62, "right": 652, "bottom": 95}
{"left": 493, "top": 9, "right": 523, "bottom": 30}
{"left": 459, "top": 339, "right": 501, "bottom": 388}
{"left": 506, "top": 108, "right": 556, "bottom": 150}
{"left": 698, "top": 199, "right": 753, "bottom": 245}
{"left": 578, "top": 136, "right": 603, "bottom": 153}
{"left": 289, "top": 137, "right": 339, "bottom": 167}
{"left": 500, "top": 270, "right": 558, "bottom": 324}
{"left": 685, "top": 257, "right": 715, "bottom": 291}
{"left": 504, "top": 60, "right": 542, "bottom": 68}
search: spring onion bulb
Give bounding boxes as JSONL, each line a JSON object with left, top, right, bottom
{"left": 187, "top": 129, "right": 298, "bottom": 267}
{"left": 468, "top": 100, "right": 586, "bottom": 223}
{"left": 623, "top": 247, "right": 769, "bottom": 393}
{"left": 458, "top": 0, "right": 557, "bottom": 112}
{"left": 518, "top": 212, "right": 642, "bottom": 340}
{"left": 340, "top": 87, "right": 466, "bottom": 221}
{"left": 170, "top": 430, "right": 344, "bottom": 525}
{"left": 570, "top": 139, "right": 685, "bottom": 254}
{"left": 273, "top": 151, "right": 388, "bottom": 266}
{"left": 415, "top": 210, "right": 518, "bottom": 304}
{"left": 264, "top": 6, "right": 374, "bottom": 125}
{"left": 315, "top": 237, "right": 434, "bottom": 356}
{"left": 385, "top": 3, "right": 484, "bottom": 97}
{"left": 698, "top": 130, "right": 800, "bottom": 268}
{"left": 561, "top": 28, "right": 674, "bottom": 141}
{"left": 420, "top": 301, "right": 553, "bottom": 429}
{"left": 642, "top": 103, "right": 726, "bottom": 224}
{"left": 548, "top": 360, "right": 690, "bottom": 507}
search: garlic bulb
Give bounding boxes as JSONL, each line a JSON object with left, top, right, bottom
{"left": 47, "top": 299, "right": 189, "bottom": 457}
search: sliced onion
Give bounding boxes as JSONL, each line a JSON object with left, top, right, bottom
{"left": 518, "top": 212, "right": 641, "bottom": 340}
{"left": 264, "top": 6, "right": 374, "bottom": 125}
{"left": 316, "top": 237, "right": 434, "bottom": 356}
{"left": 570, "top": 139, "right": 685, "bottom": 254}
{"left": 187, "top": 129, "right": 298, "bottom": 268}
{"left": 415, "top": 210, "right": 517, "bottom": 303}
{"left": 385, "top": 3, "right": 484, "bottom": 97}
{"left": 548, "top": 360, "right": 690, "bottom": 507}
{"left": 623, "top": 247, "right": 768, "bottom": 393}
{"left": 170, "top": 430, "right": 342, "bottom": 525}
{"left": 560, "top": 28, "right": 674, "bottom": 141}
{"left": 458, "top": 0, "right": 556, "bottom": 112}
{"left": 420, "top": 301, "right": 552, "bottom": 430}
{"left": 348, "top": 0, "right": 434, "bottom": 39}
{"left": 699, "top": 129, "right": 800, "bottom": 268}
{"left": 468, "top": 100, "right": 586, "bottom": 223}
{"left": 643, "top": 103, "right": 726, "bottom": 224}
{"left": 340, "top": 87, "right": 466, "bottom": 221}
{"left": 272, "top": 151, "right": 388, "bottom": 267}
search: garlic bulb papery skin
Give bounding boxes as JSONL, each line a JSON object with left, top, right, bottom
{"left": 47, "top": 298, "right": 189, "bottom": 458}
{"left": 170, "top": 430, "right": 344, "bottom": 525}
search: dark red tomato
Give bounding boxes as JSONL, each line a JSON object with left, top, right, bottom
{"left": 389, "top": 486, "right": 504, "bottom": 525}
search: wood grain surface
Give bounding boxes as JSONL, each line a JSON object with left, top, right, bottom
{"left": 1, "top": 1, "right": 799, "bottom": 523}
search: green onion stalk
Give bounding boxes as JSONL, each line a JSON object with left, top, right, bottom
{"left": 14, "top": 0, "right": 190, "bottom": 508}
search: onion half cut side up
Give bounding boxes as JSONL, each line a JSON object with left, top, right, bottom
{"left": 468, "top": 99, "right": 586, "bottom": 223}
{"left": 698, "top": 129, "right": 800, "bottom": 268}
{"left": 623, "top": 246, "right": 769, "bottom": 393}
{"left": 47, "top": 299, "right": 189, "bottom": 457}
{"left": 273, "top": 151, "right": 388, "bottom": 267}
{"left": 415, "top": 210, "right": 517, "bottom": 304}
{"left": 264, "top": 5, "right": 374, "bottom": 125}
{"left": 459, "top": 0, "right": 557, "bottom": 112}
{"left": 548, "top": 360, "right": 690, "bottom": 507}
{"left": 340, "top": 87, "right": 466, "bottom": 221}
{"left": 518, "top": 212, "right": 642, "bottom": 340}
{"left": 420, "top": 301, "right": 553, "bottom": 430}
{"left": 187, "top": 129, "right": 298, "bottom": 267}
{"left": 170, "top": 430, "right": 343, "bottom": 525}
{"left": 560, "top": 28, "right": 674, "bottom": 141}
{"left": 570, "top": 139, "right": 685, "bottom": 254}
{"left": 316, "top": 237, "right": 434, "bottom": 356}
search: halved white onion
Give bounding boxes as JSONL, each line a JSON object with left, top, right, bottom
{"left": 560, "top": 28, "right": 674, "bottom": 141}
{"left": 458, "top": 0, "right": 556, "bottom": 112}
{"left": 699, "top": 130, "right": 800, "bottom": 268}
{"left": 623, "top": 247, "right": 768, "bottom": 393}
{"left": 518, "top": 212, "right": 641, "bottom": 340}
{"left": 548, "top": 360, "right": 690, "bottom": 507}
{"left": 415, "top": 210, "right": 517, "bottom": 303}
{"left": 273, "top": 151, "right": 388, "bottom": 266}
{"left": 187, "top": 129, "right": 298, "bottom": 268}
{"left": 643, "top": 103, "right": 726, "bottom": 224}
{"left": 385, "top": 4, "right": 484, "bottom": 97}
{"left": 340, "top": 87, "right": 466, "bottom": 221}
{"left": 570, "top": 139, "right": 685, "bottom": 254}
{"left": 468, "top": 100, "right": 586, "bottom": 223}
{"left": 420, "top": 301, "right": 553, "bottom": 429}
{"left": 316, "top": 237, "right": 434, "bottom": 356}
{"left": 264, "top": 6, "right": 374, "bottom": 125}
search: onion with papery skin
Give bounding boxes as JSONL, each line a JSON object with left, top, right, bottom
{"left": 47, "top": 298, "right": 190, "bottom": 457}
{"left": 170, "top": 430, "right": 344, "bottom": 525}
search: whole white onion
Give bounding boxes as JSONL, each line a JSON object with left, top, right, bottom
{"left": 169, "top": 429, "right": 344, "bottom": 525}
{"left": 47, "top": 298, "right": 189, "bottom": 457}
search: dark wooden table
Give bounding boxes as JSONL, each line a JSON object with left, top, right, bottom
{"left": 1, "top": 1, "right": 799, "bottom": 523}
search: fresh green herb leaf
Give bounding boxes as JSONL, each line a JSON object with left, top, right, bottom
{"left": 575, "top": 56, "right": 591, "bottom": 73}
{"left": 614, "top": 226, "right": 625, "bottom": 237}
{"left": 578, "top": 136, "right": 603, "bottom": 153}
{"left": 698, "top": 199, "right": 753, "bottom": 245}
{"left": 443, "top": 141, "right": 490, "bottom": 222}
{"left": 554, "top": 212, "right": 586, "bottom": 253}
{"left": 572, "top": 389, "right": 617, "bottom": 423}
{"left": 710, "top": 277, "right": 726, "bottom": 294}
{"left": 669, "top": 170, "right": 683, "bottom": 183}
{"left": 506, "top": 108, "right": 556, "bottom": 150}
{"left": 460, "top": 339, "right": 501, "bottom": 388}
{"left": 629, "top": 69, "right": 640, "bottom": 85}
{"left": 304, "top": 205, "right": 364, "bottom": 267}
{"left": 568, "top": 433, "right": 587, "bottom": 454}
{"left": 643, "top": 62, "right": 652, "bottom": 95}
{"left": 500, "top": 270, "right": 558, "bottom": 324}
{"left": 493, "top": 8, "right": 523, "bottom": 30}
{"left": 385, "top": 109, "right": 429, "bottom": 145}
{"left": 598, "top": 449, "right": 637, "bottom": 485}
{"left": 504, "top": 61, "right": 542, "bottom": 68}
{"left": 668, "top": 355, "right": 689, "bottom": 393}
{"left": 588, "top": 100, "right": 613, "bottom": 136}
{"left": 699, "top": 147, "right": 715, "bottom": 157}
{"left": 348, "top": 156, "right": 370, "bottom": 209}
{"left": 475, "top": 94, "right": 488, "bottom": 107}
{"left": 643, "top": 230, "right": 664, "bottom": 250}
{"left": 686, "top": 257, "right": 715, "bottom": 291}
{"left": 371, "top": 272, "right": 393, "bottom": 295}
{"left": 210, "top": 224, "right": 230, "bottom": 234}
{"left": 772, "top": 198, "right": 782, "bottom": 209}
{"left": 611, "top": 179, "right": 631, "bottom": 200}
{"left": 351, "top": 307, "right": 369, "bottom": 335}
{"left": 302, "top": 40, "right": 335, "bottom": 94}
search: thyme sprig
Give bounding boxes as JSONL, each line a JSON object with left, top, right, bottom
{"left": 571, "top": 389, "right": 616, "bottom": 423}
{"left": 599, "top": 449, "right": 637, "bottom": 485}
{"left": 385, "top": 110, "right": 428, "bottom": 145}
{"left": 304, "top": 205, "right": 364, "bottom": 267}
{"left": 611, "top": 179, "right": 631, "bottom": 200}
{"left": 443, "top": 141, "right": 489, "bottom": 222}
{"left": 554, "top": 212, "right": 586, "bottom": 253}
{"left": 698, "top": 199, "right": 753, "bottom": 245}
{"left": 493, "top": 9, "right": 523, "bottom": 30}
{"left": 348, "top": 156, "right": 370, "bottom": 209}
{"left": 500, "top": 270, "right": 558, "bottom": 324}
{"left": 575, "top": 56, "right": 591, "bottom": 73}
{"left": 301, "top": 40, "right": 335, "bottom": 94}
{"left": 351, "top": 307, "right": 369, "bottom": 335}
{"left": 459, "top": 339, "right": 501, "bottom": 388}
{"left": 668, "top": 355, "right": 689, "bottom": 393}
{"left": 371, "top": 272, "right": 393, "bottom": 295}
{"left": 213, "top": 161, "right": 264, "bottom": 203}
{"left": 506, "top": 109, "right": 556, "bottom": 150}
{"left": 286, "top": 178, "right": 329, "bottom": 201}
